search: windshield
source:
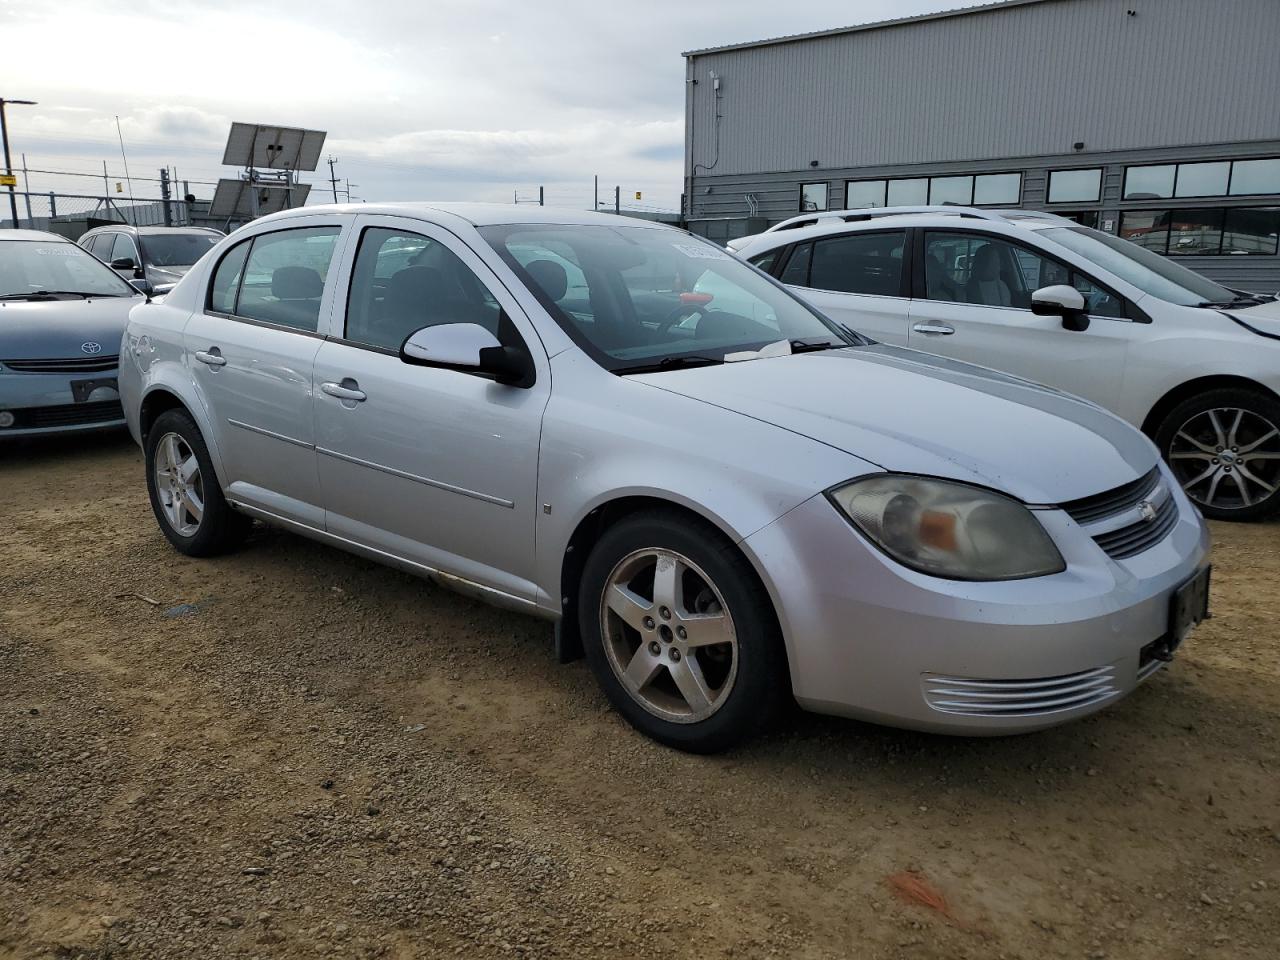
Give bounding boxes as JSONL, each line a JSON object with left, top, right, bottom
{"left": 139, "top": 232, "right": 221, "bottom": 268}
{"left": 0, "top": 239, "right": 138, "bottom": 298}
{"left": 479, "top": 223, "right": 854, "bottom": 371}
{"left": 1041, "top": 225, "right": 1236, "bottom": 306}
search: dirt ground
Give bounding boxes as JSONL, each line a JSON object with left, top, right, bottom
{"left": 1, "top": 432, "right": 1277, "bottom": 960}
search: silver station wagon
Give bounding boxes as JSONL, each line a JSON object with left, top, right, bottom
{"left": 119, "top": 204, "right": 1210, "bottom": 752}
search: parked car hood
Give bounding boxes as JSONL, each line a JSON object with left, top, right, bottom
{"left": 1228, "top": 299, "right": 1280, "bottom": 337}
{"left": 634, "top": 344, "right": 1157, "bottom": 504}
{"left": 146, "top": 264, "right": 190, "bottom": 288}
{"left": 0, "top": 295, "right": 139, "bottom": 360}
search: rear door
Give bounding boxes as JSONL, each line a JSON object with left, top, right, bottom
{"left": 777, "top": 230, "right": 911, "bottom": 344}
{"left": 184, "top": 218, "right": 346, "bottom": 527}
{"left": 907, "top": 229, "right": 1133, "bottom": 408}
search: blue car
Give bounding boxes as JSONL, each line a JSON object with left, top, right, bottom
{"left": 0, "top": 230, "right": 143, "bottom": 437}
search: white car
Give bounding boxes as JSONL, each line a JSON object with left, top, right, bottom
{"left": 733, "top": 206, "right": 1280, "bottom": 521}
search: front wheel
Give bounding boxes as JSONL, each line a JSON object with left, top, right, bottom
{"left": 1156, "top": 387, "right": 1280, "bottom": 522}
{"left": 578, "top": 510, "right": 787, "bottom": 753}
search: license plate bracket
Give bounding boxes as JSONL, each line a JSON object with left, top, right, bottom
{"left": 1159, "top": 565, "right": 1211, "bottom": 661}
{"left": 70, "top": 377, "right": 119, "bottom": 403}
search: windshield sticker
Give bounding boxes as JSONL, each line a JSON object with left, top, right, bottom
{"left": 672, "top": 242, "right": 730, "bottom": 261}
{"left": 34, "top": 247, "right": 79, "bottom": 256}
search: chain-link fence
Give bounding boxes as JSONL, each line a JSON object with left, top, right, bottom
{"left": 1, "top": 191, "right": 212, "bottom": 238}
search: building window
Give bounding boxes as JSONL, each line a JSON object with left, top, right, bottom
{"left": 1124, "top": 164, "right": 1176, "bottom": 200}
{"left": 887, "top": 178, "right": 929, "bottom": 206}
{"left": 1048, "top": 168, "right": 1102, "bottom": 203}
{"left": 800, "top": 182, "right": 828, "bottom": 212}
{"left": 844, "top": 179, "right": 886, "bottom": 209}
{"left": 929, "top": 176, "right": 973, "bottom": 205}
{"left": 1174, "top": 161, "right": 1231, "bottom": 198}
{"left": 1119, "top": 207, "right": 1280, "bottom": 256}
{"left": 1229, "top": 158, "right": 1280, "bottom": 196}
{"left": 973, "top": 172, "right": 1022, "bottom": 205}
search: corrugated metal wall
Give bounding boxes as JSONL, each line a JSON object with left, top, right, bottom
{"left": 686, "top": 0, "right": 1280, "bottom": 178}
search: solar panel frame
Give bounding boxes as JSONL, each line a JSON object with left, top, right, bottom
{"left": 221, "top": 122, "right": 327, "bottom": 171}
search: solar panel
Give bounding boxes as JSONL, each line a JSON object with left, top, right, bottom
{"left": 208, "top": 178, "right": 313, "bottom": 220}
{"left": 221, "top": 122, "right": 327, "bottom": 171}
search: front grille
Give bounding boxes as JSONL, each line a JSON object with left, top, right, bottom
{"left": 1059, "top": 467, "right": 1179, "bottom": 560}
{"left": 2, "top": 355, "right": 120, "bottom": 374}
{"left": 1092, "top": 495, "right": 1179, "bottom": 559}
{"left": 5, "top": 400, "right": 124, "bottom": 429}
{"left": 1061, "top": 468, "right": 1160, "bottom": 525}
{"left": 922, "top": 665, "right": 1120, "bottom": 718}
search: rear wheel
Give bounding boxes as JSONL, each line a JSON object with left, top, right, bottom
{"left": 145, "top": 409, "right": 251, "bottom": 556}
{"left": 578, "top": 510, "right": 786, "bottom": 753}
{"left": 1156, "top": 387, "right": 1280, "bottom": 522}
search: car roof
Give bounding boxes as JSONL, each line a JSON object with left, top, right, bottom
{"left": 247, "top": 201, "right": 675, "bottom": 230}
{"left": 742, "top": 209, "right": 1070, "bottom": 252}
{"left": 0, "top": 229, "right": 71, "bottom": 243}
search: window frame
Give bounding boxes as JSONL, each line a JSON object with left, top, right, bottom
{"left": 1228, "top": 157, "right": 1280, "bottom": 197}
{"left": 843, "top": 178, "right": 887, "bottom": 209}
{"left": 910, "top": 226, "right": 1142, "bottom": 322}
{"left": 799, "top": 182, "right": 829, "bottom": 213}
{"left": 1118, "top": 206, "right": 1280, "bottom": 257}
{"left": 203, "top": 223, "right": 344, "bottom": 339}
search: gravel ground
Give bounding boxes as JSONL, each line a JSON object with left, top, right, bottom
{"left": 1, "top": 432, "right": 1277, "bottom": 959}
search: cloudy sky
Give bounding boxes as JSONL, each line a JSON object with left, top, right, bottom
{"left": 2, "top": 0, "right": 963, "bottom": 213}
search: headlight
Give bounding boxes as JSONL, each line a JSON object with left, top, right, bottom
{"left": 828, "top": 475, "right": 1065, "bottom": 581}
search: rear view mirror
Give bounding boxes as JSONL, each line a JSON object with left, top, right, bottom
{"left": 1031, "top": 284, "right": 1090, "bottom": 332}
{"left": 400, "top": 323, "right": 534, "bottom": 388}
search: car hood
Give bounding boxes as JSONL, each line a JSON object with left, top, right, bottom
{"left": 1228, "top": 299, "right": 1280, "bottom": 337}
{"left": 146, "top": 264, "right": 191, "bottom": 287}
{"left": 634, "top": 344, "right": 1157, "bottom": 504}
{"left": 0, "top": 295, "right": 139, "bottom": 360}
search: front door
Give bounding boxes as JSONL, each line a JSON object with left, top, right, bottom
{"left": 184, "top": 220, "right": 346, "bottom": 527}
{"left": 312, "top": 216, "right": 549, "bottom": 600}
{"left": 907, "top": 230, "right": 1132, "bottom": 409}
{"left": 781, "top": 230, "right": 912, "bottom": 344}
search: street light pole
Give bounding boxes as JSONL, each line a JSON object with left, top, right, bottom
{"left": 0, "top": 98, "right": 38, "bottom": 229}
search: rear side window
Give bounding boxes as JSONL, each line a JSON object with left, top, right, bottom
{"left": 111, "top": 233, "right": 139, "bottom": 264}
{"left": 209, "top": 240, "right": 250, "bottom": 314}
{"left": 233, "top": 227, "right": 341, "bottom": 332}
{"left": 747, "top": 249, "right": 780, "bottom": 274}
{"left": 780, "top": 242, "right": 812, "bottom": 285}
{"left": 808, "top": 232, "right": 906, "bottom": 296}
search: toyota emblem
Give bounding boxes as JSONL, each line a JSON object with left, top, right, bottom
{"left": 81, "top": 341, "right": 103, "bottom": 355}
{"left": 1138, "top": 500, "right": 1157, "bottom": 523}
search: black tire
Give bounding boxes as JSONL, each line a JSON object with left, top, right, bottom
{"left": 1154, "top": 387, "right": 1280, "bottom": 522}
{"left": 578, "top": 509, "right": 788, "bottom": 753}
{"left": 144, "top": 409, "right": 251, "bottom": 556}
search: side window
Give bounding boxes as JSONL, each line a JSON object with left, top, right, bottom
{"left": 747, "top": 249, "right": 780, "bottom": 274}
{"left": 924, "top": 233, "right": 1063, "bottom": 308}
{"left": 808, "top": 232, "right": 905, "bottom": 296}
{"left": 1070, "top": 274, "right": 1126, "bottom": 318}
{"left": 209, "top": 240, "right": 251, "bottom": 314}
{"left": 235, "top": 227, "right": 341, "bottom": 333}
{"left": 111, "top": 234, "right": 139, "bottom": 265}
{"left": 779, "top": 242, "right": 812, "bottom": 285}
{"left": 345, "top": 227, "right": 501, "bottom": 351}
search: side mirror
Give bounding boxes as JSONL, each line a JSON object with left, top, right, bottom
{"left": 1031, "top": 284, "right": 1090, "bottom": 332}
{"left": 110, "top": 256, "right": 137, "bottom": 271}
{"left": 400, "top": 323, "right": 534, "bottom": 388}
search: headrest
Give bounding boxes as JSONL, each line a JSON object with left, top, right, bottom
{"left": 272, "top": 265, "right": 323, "bottom": 300}
{"left": 525, "top": 259, "right": 568, "bottom": 302}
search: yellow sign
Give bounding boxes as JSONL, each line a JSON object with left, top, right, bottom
{"left": 0, "top": 174, "right": 16, "bottom": 187}
{"left": 115, "top": 182, "right": 124, "bottom": 193}
{"left": 634, "top": 191, "right": 642, "bottom": 200}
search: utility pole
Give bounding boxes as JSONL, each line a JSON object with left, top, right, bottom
{"left": 327, "top": 156, "right": 340, "bottom": 203}
{"left": 614, "top": 185, "right": 620, "bottom": 215}
{"left": 159, "top": 167, "right": 173, "bottom": 226}
{"left": 593, "top": 174, "right": 598, "bottom": 211}
{"left": 539, "top": 185, "right": 544, "bottom": 207}
{"left": 0, "top": 97, "right": 38, "bottom": 229}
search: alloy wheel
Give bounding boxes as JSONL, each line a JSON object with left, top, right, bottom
{"left": 1168, "top": 407, "right": 1280, "bottom": 512}
{"left": 153, "top": 431, "right": 204, "bottom": 537}
{"left": 599, "top": 548, "right": 738, "bottom": 724}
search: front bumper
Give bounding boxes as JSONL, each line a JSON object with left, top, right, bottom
{"left": 0, "top": 369, "right": 125, "bottom": 438}
{"left": 742, "top": 480, "right": 1211, "bottom": 735}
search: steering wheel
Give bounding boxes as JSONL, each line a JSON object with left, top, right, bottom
{"left": 656, "top": 303, "right": 709, "bottom": 336}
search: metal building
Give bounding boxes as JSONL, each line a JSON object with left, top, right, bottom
{"left": 682, "top": 0, "right": 1280, "bottom": 290}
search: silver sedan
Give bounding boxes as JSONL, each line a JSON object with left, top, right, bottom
{"left": 119, "top": 204, "right": 1211, "bottom": 752}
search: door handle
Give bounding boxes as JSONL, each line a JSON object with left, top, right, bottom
{"left": 912, "top": 322, "right": 955, "bottom": 336}
{"left": 321, "top": 380, "right": 367, "bottom": 402}
{"left": 194, "top": 348, "right": 226, "bottom": 366}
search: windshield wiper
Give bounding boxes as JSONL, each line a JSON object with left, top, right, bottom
{"left": 615, "top": 355, "right": 723, "bottom": 375}
{"left": 0, "top": 290, "right": 114, "bottom": 300}
{"left": 1199, "top": 293, "right": 1265, "bottom": 308}
{"left": 788, "top": 338, "right": 844, "bottom": 353}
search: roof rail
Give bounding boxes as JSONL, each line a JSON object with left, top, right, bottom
{"left": 993, "top": 209, "right": 1078, "bottom": 224}
{"left": 834, "top": 205, "right": 1007, "bottom": 223}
